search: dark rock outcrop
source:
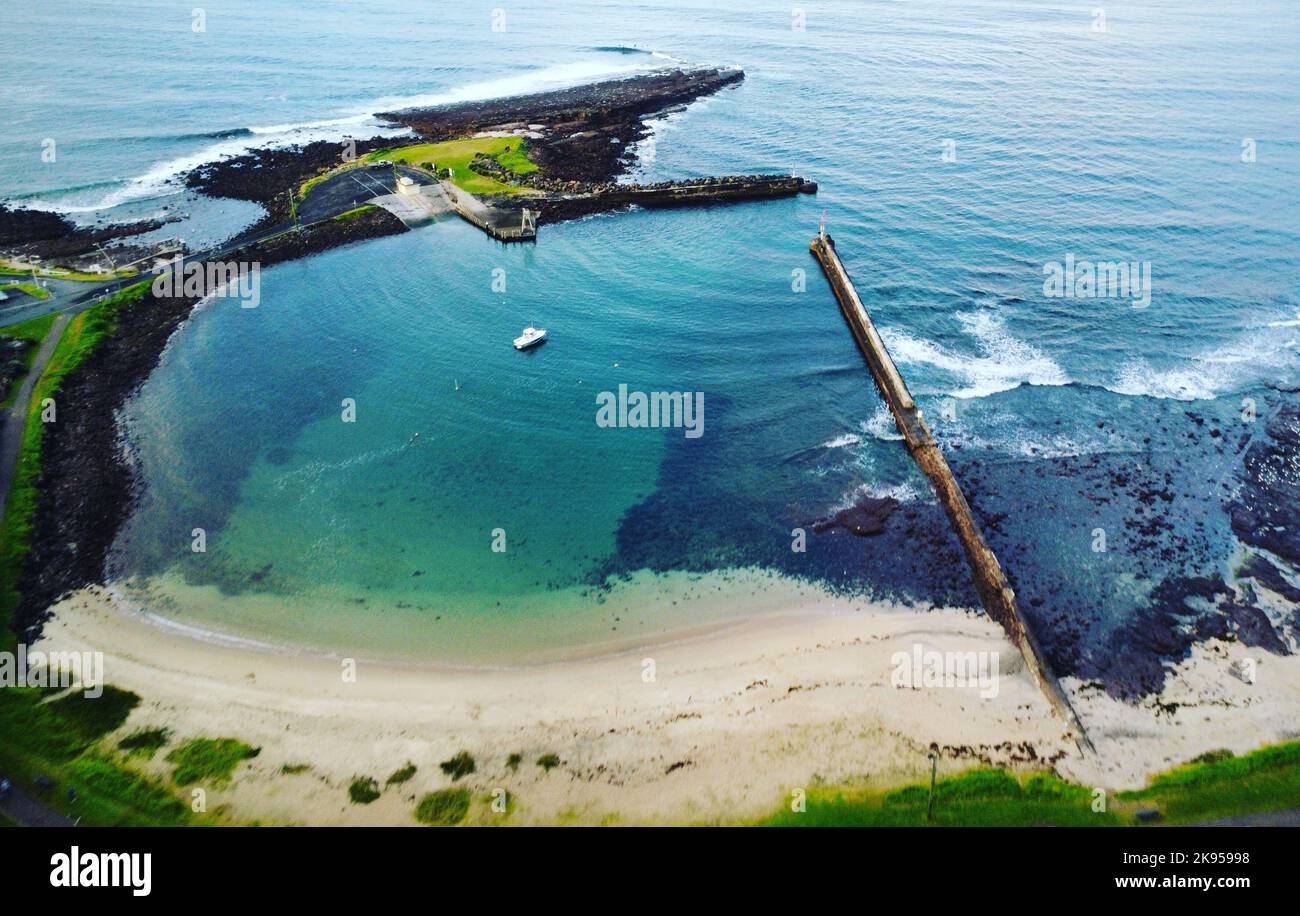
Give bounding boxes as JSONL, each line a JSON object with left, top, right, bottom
{"left": 381, "top": 67, "right": 745, "bottom": 184}
{"left": 812, "top": 496, "right": 899, "bottom": 537}
{"left": 1231, "top": 399, "right": 1300, "bottom": 564}
{"left": 0, "top": 203, "right": 168, "bottom": 262}
{"left": 13, "top": 207, "right": 407, "bottom": 641}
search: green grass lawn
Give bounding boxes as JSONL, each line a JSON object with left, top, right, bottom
{"left": 1119, "top": 742, "right": 1300, "bottom": 822}
{"left": 754, "top": 741, "right": 1300, "bottom": 827}
{"left": 0, "top": 282, "right": 51, "bottom": 301}
{"left": 298, "top": 136, "right": 540, "bottom": 201}
{"left": 0, "top": 312, "right": 56, "bottom": 343}
{"left": 368, "top": 136, "right": 538, "bottom": 195}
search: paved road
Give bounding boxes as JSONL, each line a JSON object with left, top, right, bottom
{"left": 0, "top": 312, "right": 70, "bottom": 518}
{"left": 1194, "top": 808, "right": 1300, "bottom": 827}
{"left": 0, "top": 786, "right": 75, "bottom": 827}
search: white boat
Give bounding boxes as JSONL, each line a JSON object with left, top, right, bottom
{"left": 513, "top": 326, "right": 547, "bottom": 350}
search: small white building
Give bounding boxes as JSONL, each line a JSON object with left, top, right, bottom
{"left": 396, "top": 176, "right": 418, "bottom": 196}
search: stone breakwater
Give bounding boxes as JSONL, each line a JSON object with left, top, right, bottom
{"left": 810, "top": 232, "right": 1093, "bottom": 751}
{"left": 512, "top": 175, "right": 816, "bottom": 224}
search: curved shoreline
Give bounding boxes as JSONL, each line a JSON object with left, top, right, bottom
{"left": 13, "top": 208, "right": 408, "bottom": 643}
{"left": 35, "top": 579, "right": 1300, "bottom": 825}
{"left": 35, "top": 583, "right": 1080, "bottom": 825}
{"left": 88, "top": 567, "right": 899, "bottom": 672}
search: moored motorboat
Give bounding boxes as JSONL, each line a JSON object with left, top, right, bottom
{"left": 514, "top": 326, "right": 547, "bottom": 350}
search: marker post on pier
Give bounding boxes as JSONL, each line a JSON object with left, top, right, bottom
{"left": 926, "top": 744, "right": 939, "bottom": 823}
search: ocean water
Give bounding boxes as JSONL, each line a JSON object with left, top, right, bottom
{"left": 6, "top": 0, "right": 1299, "bottom": 667}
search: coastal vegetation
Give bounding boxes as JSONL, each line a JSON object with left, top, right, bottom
{"left": 367, "top": 137, "right": 538, "bottom": 195}
{"left": 0, "top": 312, "right": 55, "bottom": 409}
{"left": 331, "top": 204, "right": 377, "bottom": 222}
{"left": 0, "top": 262, "right": 137, "bottom": 282}
{"left": 415, "top": 787, "right": 470, "bottom": 826}
{"left": 0, "top": 281, "right": 51, "bottom": 300}
{"left": 439, "top": 751, "right": 476, "bottom": 781}
{"left": 755, "top": 740, "right": 1300, "bottom": 826}
{"left": 0, "top": 282, "right": 207, "bottom": 826}
{"left": 165, "top": 737, "right": 260, "bottom": 786}
{"left": 0, "top": 281, "right": 150, "bottom": 657}
{"left": 348, "top": 776, "right": 381, "bottom": 804}
{"left": 386, "top": 762, "right": 417, "bottom": 785}
{"left": 536, "top": 753, "right": 561, "bottom": 772}
{"left": 118, "top": 727, "right": 171, "bottom": 758}
{"left": 0, "top": 684, "right": 191, "bottom": 825}
{"left": 1117, "top": 741, "right": 1300, "bottom": 823}
{"left": 49, "top": 684, "right": 139, "bottom": 740}
{"left": 295, "top": 136, "right": 538, "bottom": 204}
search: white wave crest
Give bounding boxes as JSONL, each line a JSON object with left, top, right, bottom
{"left": 880, "top": 310, "right": 1069, "bottom": 399}
{"left": 29, "top": 57, "right": 667, "bottom": 215}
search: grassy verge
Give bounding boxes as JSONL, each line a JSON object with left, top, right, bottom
{"left": 0, "top": 280, "right": 200, "bottom": 826}
{"left": 1119, "top": 742, "right": 1300, "bottom": 822}
{"left": 331, "top": 204, "right": 377, "bottom": 222}
{"left": 0, "top": 281, "right": 150, "bottom": 654}
{"left": 1, "top": 313, "right": 57, "bottom": 409}
{"left": 0, "top": 282, "right": 51, "bottom": 301}
{"left": 755, "top": 741, "right": 1300, "bottom": 826}
{"left": 0, "top": 312, "right": 56, "bottom": 345}
{"left": 0, "top": 686, "right": 191, "bottom": 825}
{"left": 0, "top": 263, "right": 138, "bottom": 282}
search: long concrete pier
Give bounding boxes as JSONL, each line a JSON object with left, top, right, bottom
{"left": 810, "top": 232, "right": 1094, "bottom": 752}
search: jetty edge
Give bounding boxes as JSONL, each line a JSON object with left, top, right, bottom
{"left": 809, "top": 231, "right": 1095, "bottom": 753}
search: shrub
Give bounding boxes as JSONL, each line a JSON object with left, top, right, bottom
{"left": 166, "top": 738, "right": 260, "bottom": 785}
{"left": 387, "top": 763, "right": 417, "bottom": 785}
{"left": 1190, "top": 748, "right": 1235, "bottom": 765}
{"left": 48, "top": 685, "right": 140, "bottom": 741}
{"left": 349, "top": 777, "right": 381, "bottom": 804}
{"left": 117, "top": 727, "right": 170, "bottom": 758}
{"left": 439, "top": 751, "right": 476, "bottom": 781}
{"left": 415, "top": 787, "right": 470, "bottom": 825}
{"left": 537, "top": 753, "right": 561, "bottom": 772}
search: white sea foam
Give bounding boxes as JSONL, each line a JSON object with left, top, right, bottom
{"left": 1109, "top": 325, "right": 1299, "bottom": 401}
{"left": 820, "top": 432, "right": 862, "bottom": 449}
{"left": 880, "top": 310, "right": 1069, "bottom": 399}
{"left": 862, "top": 403, "right": 904, "bottom": 441}
{"left": 841, "top": 480, "right": 924, "bottom": 507}
{"left": 28, "top": 58, "right": 667, "bottom": 215}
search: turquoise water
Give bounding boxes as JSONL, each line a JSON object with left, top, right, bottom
{"left": 6, "top": 1, "right": 1300, "bottom": 667}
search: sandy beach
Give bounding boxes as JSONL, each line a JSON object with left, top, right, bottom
{"left": 36, "top": 583, "right": 1069, "bottom": 825}
{"left": 31, "top": 581, "right": 1300, "bottom": 826}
